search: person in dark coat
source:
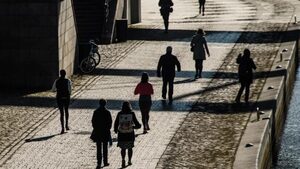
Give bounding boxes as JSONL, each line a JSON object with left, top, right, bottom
{"left": 158, "top": 0, "right": 174, "bottom": 33}
{"left": 157, "top": 46, "right": 181, "bottom": 104}
{"left": 91, "top": 99, "right": 112, "bottom": 169}
{"left": 114, "top": 101, "right": 141, "bottom": 168}
{"left": 235, "top": 48, "right": 257, "bottom": 104}
{"left": 51, "top": 69, "right": 72, "bottom": 134}
{"left": 198, "top": 0, "right": 206, "bottom": 15}
{"left": 190, "top": 28, "right": 210, "bottom": 79}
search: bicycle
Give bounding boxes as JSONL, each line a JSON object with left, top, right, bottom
{"left": 79, "top": 40, "right": 101, "bottom": 73}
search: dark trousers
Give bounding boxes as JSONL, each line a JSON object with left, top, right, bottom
{"left": 199, "top": 0, "right": 206, "bottom": 13}
{"left": 236, "top": 82, "right": 250, "bottom": 103}
{"left": 96, "top": 141, "right": 108, "bottom": 166}
{"left": 139, "top": 96, "right": 152, "bottom": 129}
{"left": 57, "top": 97, "right": 70, "bottom": 131}
{"left": 195, "top": 59, "right": 203, "bottom": 76}
{"left": 162, "top": 77, "right": 174, "bottom": 100}
{"left": 162, "top": 14, "right": 170, "bottom": 32}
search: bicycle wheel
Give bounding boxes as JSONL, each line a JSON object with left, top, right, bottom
{"left": 92, "top": 52, "right": 101, "bottom": 66}
{"left": 79, "top": 57, "right": 97, "bottom": 73}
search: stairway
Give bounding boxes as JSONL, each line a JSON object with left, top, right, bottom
{"left": 73, "top": 0, "right": 106, "bottom": 43}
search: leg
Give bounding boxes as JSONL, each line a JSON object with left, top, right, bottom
{"left": 245, "top": 83, "right": 251, "bottom": 103}
{"left": 96, "top": 142, "right": 102, "bottom": 167}
{"left": 195, "top": 60, "right": 199, "bottom": 78}
{"left": 64, "top": 98, "right": 70, "bottom": 130}
{"left": 201, "top": 0, "right": 206, "bottom": 15}
{"left": 236, "top": 82, "right": 246, "bottom": 103}
{"left": 145, "top": 106, "right": 150, "bottom": 130}
{"left": 128, "top": 148, "right": 133, "bottom": 165}
{"left": 162, "top": 78, "right": 168, "bottom": 99}
{"left": 121, "top": 149, "right": 126, "bottom": 168}
{"left": 198, "top": 60, "right": 203, "bottom": 78}
{"left": 57, "top": 99, "right": 65, "bottom": 134}
{"left": 168, "top": 78, "right": 174, "bottom": 102}
{"left": 162, "top": 14, "right": 170, "bottom": 33}
{"left": 103, "top": 142, "right": 109, "bottom": 166}
{"left": 140, "top": 107, "right": 147, "bottom": 133}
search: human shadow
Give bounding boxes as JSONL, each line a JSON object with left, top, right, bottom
{"left": 25, "top": 134, "right": 59, "bottom": 142}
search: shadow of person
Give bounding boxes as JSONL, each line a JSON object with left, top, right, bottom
{"left": 25, "top": 134, "right": 59, "bottom": 142}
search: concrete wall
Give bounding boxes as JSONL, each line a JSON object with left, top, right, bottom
{"left": 233, "top": 41, "right": 298, "bottom": 169}
{"left": 0, "top": 0, "right": 77, "bottom": 90}
{"left": 58, "top": 0, "right": 77, "bottom": 77}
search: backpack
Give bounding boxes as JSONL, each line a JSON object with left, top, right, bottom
{"left": 118, "top": 114, "right": 133, "bottom": 133}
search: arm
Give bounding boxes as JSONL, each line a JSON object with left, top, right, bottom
{"left": 132, "top": 112, "right": 141, "bottom": 129}
{"left": 150, "top": 84, "right": 154, "bottom": 95}
{"left": 114, "top": 113, "right": 119, "bottom": 133}
{"left": 68, "top": 79, "right": 72, "bottom": 95}
{"left": 134, "top": 84, "right": 140, "bottom": 95}
{"left": 51, "top": 79, "right": 57, "bottom": 92}
{"left": 175, "top": 56, "right": 181, "bottom": 72}
{"left": 251, "top": 60, "right": 257, "bottom": 70}
{"left": 236, "top": 54, "right": 242, "bottom": 64}
{"left": 204, "top": 38, "right": 210, "bottom": 56}
{"left": 157, "top": 56, "right": 163, "bottom": 77}
{"left": 108, "top": 110, "right": 112, "bottom": 130}
{"left": 91, "top": 112, "right": 96, "bottom": 129}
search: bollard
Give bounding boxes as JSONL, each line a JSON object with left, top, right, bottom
{"left": 256, "top": 107, "right": 260, "bottom": 121}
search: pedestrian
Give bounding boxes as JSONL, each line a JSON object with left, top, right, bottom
{"left": 190, "top": 28, "right": 210, "bottom": 79}
{"left": 114, "top": 101, "right": 141, "bottom": 168}
{"left": 158, "top": 0, "right": 174, "bottom": 33}
{"left": 134, "top": 72, "right": 154, "bottom": 134}
{"left": 90, "top": 99, "right": 112, "bottom": 169}
{"left": 235, "top": 48, "right": 257, "bottom": 104}
{"left": 157, "top": 46, "right": 181, "bottom": 104}
{"left": 52, "top": 69, "right": 72, "bottom": 134}
{"left": 198, "top": 0, "right": 206, "bottom": 15}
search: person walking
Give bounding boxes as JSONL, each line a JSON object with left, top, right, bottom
{"left": 158, "top": 0, "right": 174, "bottom": 33}
{"left": 190, "top": 28, "right": 210, "bottom": 79}
{"left": 198, "top": 0, "right": 206, "bottom": 15}
{"left": 114, "top": 101, "right": 141, "bottom": 168}
{"left": 157, "top": 46, "right": 181, "bottom": 104}
{"left": 134, "top": 72, "right": 154, "bottom": 134}
{"left": 52, "top": 69, "right": 72, "bottom": 134}
{"left": 235, "top": 48, "right": 257, "bottom": 104}
{"left": 90, "top": 99, "right": 112, "bottom": 169}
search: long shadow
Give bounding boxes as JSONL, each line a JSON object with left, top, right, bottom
{"left": 127, "top": 28, "right": 298, "bottom": 43}
{"left": 25, "top": 134, "right": 59, "bottom": 142}
{"left": 90, "top": 68, "right": 286, "bottom": 80}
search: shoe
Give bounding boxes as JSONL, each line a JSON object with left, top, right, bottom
{"left": 66, "top": 126, "right": 70, "bottom": 130}
{"left": 202, "top": 13, "right": 205, "bottom": 16}
{"left": 194, "top": 74, "right": 198, "bottom": 79}
{"left": 96, "top": 165, "right": 101, "bottom": 169}
{"left": 60, "top": 129, "right": 65, "bottom": 134}
{"left": 128, "top": 161, "right": 132, "bottom": 166}
{"left": 143, "top": 130, "right": 147, "bottom": 134}
{"left": 146, "top": 124, "right": 150, "bottom": 130}
{"left": 235, "top": 99, "right": 240, "bottom": 103}
{"left": 122, "top": 160, "right": 126, "bottom": 168}
{"left": 104, "top": 163, "right": 110, "bottom": 167}
{"left": 162, "top": 95, "right": 166, "bottom": 100}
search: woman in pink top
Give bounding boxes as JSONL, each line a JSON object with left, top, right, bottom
{"left": 134, "top": 72, "right": 154, "bottom": 134}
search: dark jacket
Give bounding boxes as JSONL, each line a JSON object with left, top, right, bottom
{"left": 157, "top": 53, "right": 181, "bottom": 79}
{"left": 236, "top": 55, "right": 256, "bottom": 84}
{"left": 114, "top": 111, "right": 141, "bottom": 142}
{"left": 56, "top": 78, "right": 70, "bottom": 98}
{"left": 91, "top": 107, "right": 112, "bottom": 142}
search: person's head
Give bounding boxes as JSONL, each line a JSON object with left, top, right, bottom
{"left": 99, "top": 99, "right": 107, "bottom": 107}
{"left": 60, "top": 69, "right": 66, "bottom": 78}
{"left": 197, "top": 28, "right": 205, "bottom": 35}
{"left": 243, "top": 48, "right": 251, "bottom": 58}
{"left": 121, "top": 101, "right": 132, "bottom": 113}
{"left": 141, "top": 72, "right": 149, "bottom": 83}
{"left": 166, "top": 46, "right": 172, "bottom": 54}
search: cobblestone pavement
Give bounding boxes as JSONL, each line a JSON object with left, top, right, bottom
{"left": 0, "top": 0, "right": 298, "bottom": 168}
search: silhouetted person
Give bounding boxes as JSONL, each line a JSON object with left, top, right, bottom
{"left": 157, "top": 46, "right": 181, "bottom": 104}
{"left": 52, "top": 69, "right": 72, "bottom": 134}
{"left": 90, "top": 99, "right": 112, "bottom": 169}
{"left": 235, "top": 49, "right": 257, "bottom": 104}
{"left": 199, "top": 0, "right": 206, "bottom": 15}
{"left": 134, "top": 72, "right": 154, "bottom": 134}
{"left": 159, "top": 0, "right": 173, "bottom": 33}
{"left": 114, "top": 101, "right": 141, "bottom": 168}
{"left": 191, "top": 28, "right": 210, "bottom": 79}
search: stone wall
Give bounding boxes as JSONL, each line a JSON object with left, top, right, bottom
{"left": 0, "top": 0, "right": 77, "bottom": 90}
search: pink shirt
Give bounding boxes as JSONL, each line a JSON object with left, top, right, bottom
{"left": 134, "top": 83, "right": 154, "bottom": 96}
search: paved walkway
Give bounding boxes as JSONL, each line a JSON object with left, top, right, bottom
{"left": 0, "top": 0, "right": 298, "bottom": 168}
